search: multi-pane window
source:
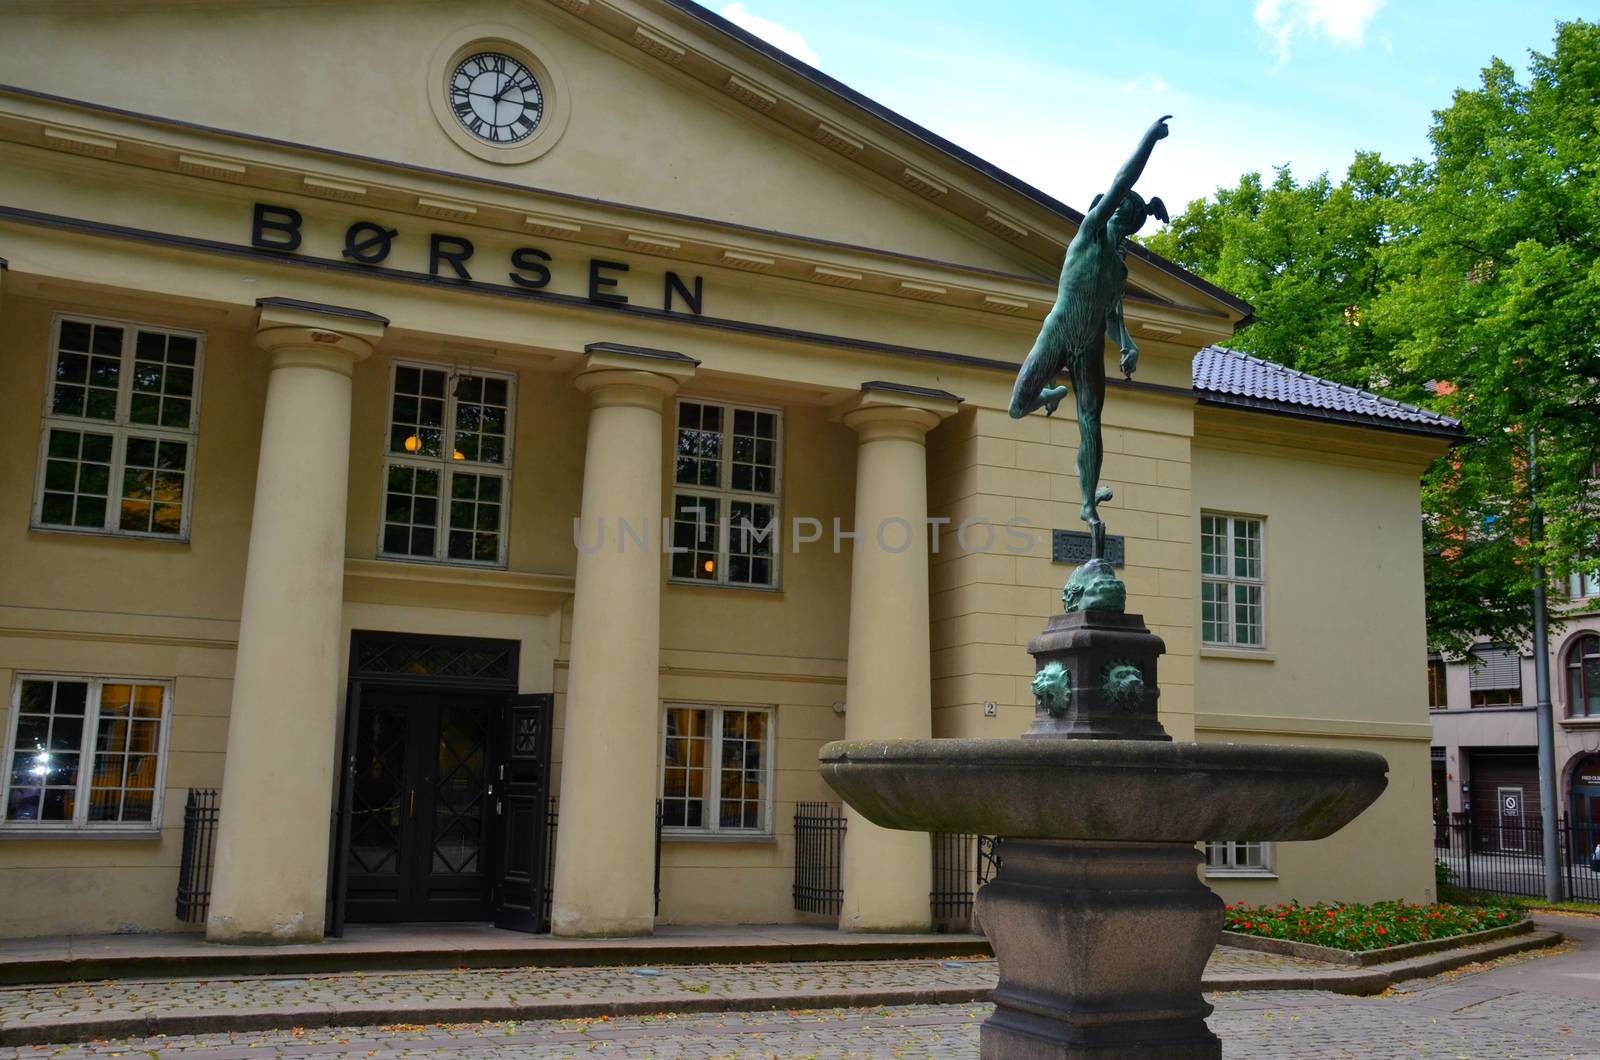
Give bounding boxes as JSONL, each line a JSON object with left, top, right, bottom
{"left": 1468, "top": 644, "right": 1522, "bottom": 707}
{"left": 3, "top": 676, "right": 170, "bottom": 830}
{"left": 34, "top": 316, "right": 203, "bottom": 539}
{"left": 671, "top": 401, "right": 781, "bottom": 588}
{"left": 1566, "top": 635, "right": 1600, "bottom": 718}
{"left": 1428, "top": 658, "right": 1449, "bottom": 709}
{"left": 1205, "top": 841, "right": 1271, "bottom": 874}
{"left": 380, "top": 363, "right": 514, "bottom": 566}
{"left": 659, "top": 704, "right": 773, "bottom": 834}
{"left": 1200, "top": 514, "right": 1265, "bottom": 648}
{"left": 1570, "top": 565, "right": 1598, "bottom": 601}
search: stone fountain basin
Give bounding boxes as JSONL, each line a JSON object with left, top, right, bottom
{"left": 820, "top": 738, "right": 1387, "bottom": 842}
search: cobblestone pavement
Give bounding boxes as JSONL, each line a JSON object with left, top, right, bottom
{"left": 0, "top": 950, "right": 1325, "bottom": 1030}
{"left": 0, "top": 944, "right": 1594, "bottom": 1059}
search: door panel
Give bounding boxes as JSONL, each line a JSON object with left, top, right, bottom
{"left": 493, "top": 693, "right": 552, "bottom": 933}
{"left": 411, "top": 699, "right": 493, "bottom": 921}
{"left": 343, "top": 694, "right": 415, "bottom": 922}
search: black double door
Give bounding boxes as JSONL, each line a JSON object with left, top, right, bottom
{"left": 340, "top": 687, "right": 551, "bottom": 928}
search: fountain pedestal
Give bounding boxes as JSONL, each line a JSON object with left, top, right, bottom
{"left": 978, "top": 840, "right": 1221, "bottom": 1059}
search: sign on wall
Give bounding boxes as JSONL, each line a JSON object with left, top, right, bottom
{"left": 250, "top": 203, "right": 707, "bottom": 316}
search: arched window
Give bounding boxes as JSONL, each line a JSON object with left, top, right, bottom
{"left": 1567, "top": 635, "right": 1600, "bottom": 718}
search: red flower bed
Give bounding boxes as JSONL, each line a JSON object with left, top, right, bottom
{"left": 1222, "top": 899, "right": 1514, "bottom": 952}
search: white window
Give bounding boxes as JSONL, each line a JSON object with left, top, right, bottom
{"left": 659, "top": 704, "right": 774, "bottom": 834}
{"left": 1205, "top": 841, "right": 1272, "bottom": 876}
{"left": 379, "top": 362, "right": 515, "bottom": 567}
{"left": 34, "top": 315, "right": 204, "bottom": 540}
{"left": 3, "top": 675, "right": 172, "bottom": 832}
{"left": 1570, "top": 565, "right": 1598, "bottom": 601}
{"left": 1201, "top": 513, "right": 1265, "bottom": 648}
{"left": 671, "top": 400, "right": 781, "bottom": 589}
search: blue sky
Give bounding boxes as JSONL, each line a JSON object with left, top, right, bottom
{"left": 716, "top": 1, "right": 1590, "bottom": 214}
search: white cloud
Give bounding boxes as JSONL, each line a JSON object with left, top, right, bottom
{"left": 719, "top": 3, "right": 820, "bottom": 68}
{"left": 1254, "top": 0, "right": 1384, "bottom": 62}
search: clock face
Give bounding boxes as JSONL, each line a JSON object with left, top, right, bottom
{"left": 448, "top": 52, "right": 544, "bottom": 145}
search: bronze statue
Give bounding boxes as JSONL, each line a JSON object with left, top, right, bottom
{"left": 1010, "top": 116, "right": 1171, "bottom": 579}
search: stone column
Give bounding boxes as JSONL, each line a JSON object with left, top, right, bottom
{"left": 208, "top": 298, "right": 386, "bottom": 943}
{"left": 551, "top": 343, "right": 697, "bottom": 937}
{"left": 838, "top": 383, "right": 959, "bottom": 932}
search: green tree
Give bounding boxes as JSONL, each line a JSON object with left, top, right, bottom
{"left": 1145, "top": 20, "right": 1600, "bottom": 654}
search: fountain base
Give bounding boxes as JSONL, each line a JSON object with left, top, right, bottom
{"left": 978, "top": 839, "right": 1221, "bottom": 1059}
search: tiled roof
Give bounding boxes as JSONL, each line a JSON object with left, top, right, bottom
{"left": 1192, "top": 345, "right": 1462, "bottom": 436}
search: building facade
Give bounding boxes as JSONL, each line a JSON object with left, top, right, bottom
{"left": 1428, "top": 581, "right": 1600, "bottom": 855}
{"left": 0, "top": 0, "right": 1453, "bottom": 940}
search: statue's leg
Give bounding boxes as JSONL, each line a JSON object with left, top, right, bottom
{"left": 1073, "top": 350, "right": 1108, "bottom": 524}
{"left": 1009, "top": 326, "right": 1069, "bottom": 419}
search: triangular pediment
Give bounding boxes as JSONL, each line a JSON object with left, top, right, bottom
{"left": 0, "top": 0, "right": 1247, "bottom": 322}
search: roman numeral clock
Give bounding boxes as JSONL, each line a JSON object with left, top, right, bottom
{"left": 449, "top": 52, "right": 543, "bottom": 144}
{"left": 426, "top": 31, "right": 570, "bottom": 164}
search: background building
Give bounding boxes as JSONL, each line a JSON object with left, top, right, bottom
{"left": 1428, "top": 578, "right": 1600, "bottom": 856}
{"left": 0, "top": 0, "right": 1452, "bottom": 939}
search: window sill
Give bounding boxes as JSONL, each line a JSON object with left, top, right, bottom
{"left": 662, "top": 831, "right": 776, "bottom": 844}
{"left": 0, "top": 828, "right": 162, "bottom": 840}
{"left": 1204, "top": 869, "right": 1278, "bottom": 879}
{"left": 666, "top": 578, "right": 781, "bottom": 594}
{"left": 29, "top": 525, "right": 190, "bottom": 546}
{"left": 376, "top": 552, "right": 508, "bottom": 572}
{"left": 1200, "top": 646, "right": 1275, "bottom": 663}
{"left": 1559, "top": 716, "right": 1600, "bottom": 728}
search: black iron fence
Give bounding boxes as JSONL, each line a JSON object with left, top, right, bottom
{"left": 793, "top": 801, "right": 846, "bottom": 914}
{"left": 175, "top": 788, "right": 219, "bottom": 924}
{"left": 932, "top": 833, "right": 1003, "bottom": 931}
{"left": 793, "top": 804, "right": 1001, "bottom": 926}
{"left": 540, "top": 797, "right": 662, "bottom": 931}
{"left": 1437, "top": 812, "right": 1600, "bottom": 903}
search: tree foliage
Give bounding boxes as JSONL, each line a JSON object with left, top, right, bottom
{"left": 1145, "top": 20, "right": 1600, "bottom": 655}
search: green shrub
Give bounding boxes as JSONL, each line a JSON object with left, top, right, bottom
{"left": 1435, "top": 860, "right": 1455, "bottom": 888}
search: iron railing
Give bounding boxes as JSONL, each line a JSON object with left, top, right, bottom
{"left": 793, "top": 803, "right": 1002, "bottom": 926}
{"left": 793, "top": 801, "right": 847, "bottom": 914}
{"left": 175, "top": 788, "right": 219, "bottom": 924}
{"left": 932, "top": 833, "right": 1004, "bottom": 931}
{"left": 541, "top": 796, "right": 662, "bottom": 931}
{"left": 1437, "top": 813, "right": 1600, "bottom": 903}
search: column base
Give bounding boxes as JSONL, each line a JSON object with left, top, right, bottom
{"left": 975, "top": 839, "right": 1222, "bottom": 1059}
{"left": 550, "top": 914, "right": 656, "bottom": 939}
{"left": 205, "top": 913, "right": 323, "bottom": 945}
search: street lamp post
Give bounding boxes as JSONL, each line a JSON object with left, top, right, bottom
{"left": 1528, "top": 426, "right": 1564, "bottom": 902}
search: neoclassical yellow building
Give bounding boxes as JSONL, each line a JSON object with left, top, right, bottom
{"left": 0, "top": 0, "right": 1457, "bottom": 941}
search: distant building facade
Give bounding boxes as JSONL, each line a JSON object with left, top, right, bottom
{"left": 1429, "top": 576, "right": 1600, "bottom": 854}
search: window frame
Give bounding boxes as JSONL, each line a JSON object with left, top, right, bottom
{"left": 1468, "top": 644, "right": 1523, "bottom": 708}
{"left": 1203, "top": 840, "right": 1274, "bottom": 878}
{"left": 1427, "top": 657, "right": 1449, "bottom": 710}
{"left": 1200, "top": 512, "right": 1266, "bottom": 649}
{"left": 32, "top": 313, "right": 206, "bottom": 542}
{"left": 669, "top": 399, "right": 784, "bottom": 591}
{"left": 376, "top": 358, "right": 518, "bottom": 569}
{"left": 657, "top": 702, "right": 776, "bottom": 838}
{"left": 1565, "top": 634, "right": 1600, "bottom": 719}
{"left": 1570, "top": 566, "right": 1598, "bottom": 602}
{"left": 1, "top": 673, "right": 174, "bottom": 835}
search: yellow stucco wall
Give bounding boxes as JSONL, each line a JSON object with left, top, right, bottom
{"left": 1191, "top": 412, "right": 1439, "bottom": 904}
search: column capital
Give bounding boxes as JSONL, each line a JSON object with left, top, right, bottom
{"left": 254, "top": 297, "right": 388, "bottom": 375}
{"left": 839, "top": 381, "right": 962, "bottom": 440}
{"left": 574, "top": 342, "right": 699, "bottom": 408}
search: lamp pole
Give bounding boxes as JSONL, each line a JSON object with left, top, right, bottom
{"left": 1528, "top": 426, "right": 1564, "bottom": 902}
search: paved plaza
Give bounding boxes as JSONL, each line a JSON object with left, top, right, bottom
{"left": 0, "top": 914, "right": 1594, "bottom": 1058}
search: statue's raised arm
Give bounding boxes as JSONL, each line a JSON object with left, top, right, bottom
{"left": 1081, "top": 115, "right": 1171, "bottom": 234}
